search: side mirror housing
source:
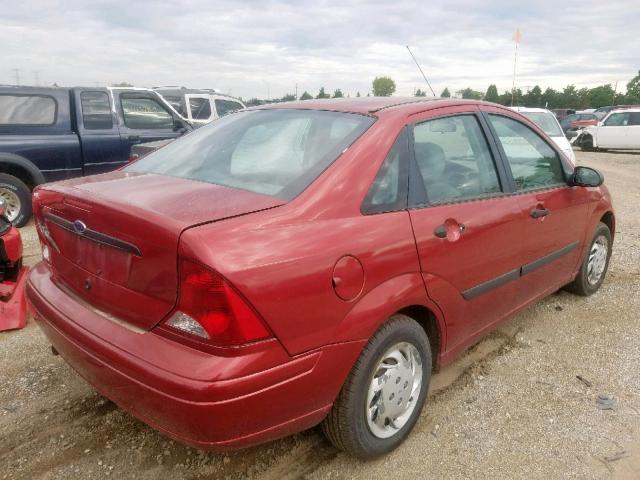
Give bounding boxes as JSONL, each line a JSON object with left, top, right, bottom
{"left": 569, "top": 166, "right": 604, "bottom": 187}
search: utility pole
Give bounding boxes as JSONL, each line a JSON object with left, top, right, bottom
{"left": 295, "top": 83, "right": 298, "bottom": 100}
{"left": 33, "top": 70, "right": 40, "bottom": 86}
{"left": 12, "top": 68, "right": 20, "bottom": 86}
{"left": 406, "top": 46, "right": 435, "bottom": 96}
{"left": 511, "top": 29, "right": 522, "bottom": 106}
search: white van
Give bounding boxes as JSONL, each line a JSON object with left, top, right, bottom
{"left": 579, "top": 108, "right": 640, "bottom": 150}
{"left": 153, "top": 87, "right": 245, "bottom": 127}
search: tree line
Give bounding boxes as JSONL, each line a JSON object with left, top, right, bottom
{"left": 245, "top": 70, "right": 640, "bottom": 109}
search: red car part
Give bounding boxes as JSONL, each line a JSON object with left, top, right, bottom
{"left": 0, "top": 212, "right": 29, "bottom": 332}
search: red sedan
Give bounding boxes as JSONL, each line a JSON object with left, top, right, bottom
{"left": 27, "top": 98, "right": 614, "bottom": 458}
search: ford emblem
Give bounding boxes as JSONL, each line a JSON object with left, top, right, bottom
{"left": 73, "top": 220, "right": 87, "bottom": 234}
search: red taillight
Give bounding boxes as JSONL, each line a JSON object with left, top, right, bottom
{"left": 164, "top": 258, "right": 271, "bottom": 346}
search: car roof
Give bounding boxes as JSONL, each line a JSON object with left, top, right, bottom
{"left": 253, "top": 97, "right": 496, "bottom": 116}
{"left": 509, "top": 106, "right": 553, "bottom": 114}
{"left": 609, "top": 108, "right": 640, "bottom": 114}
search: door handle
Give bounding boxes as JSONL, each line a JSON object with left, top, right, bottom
{"left": 530, "top": 207, "right": 549, "bottom": 219}
{"left": 434, "top": 223, "right": 465, "bottom": 239}
{"left": 128, "top": 135, "right": 141, "bottom": 143}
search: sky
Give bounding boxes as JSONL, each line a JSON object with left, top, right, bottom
{"left": 1, "top": 0, "right": 638, "bottom": 99}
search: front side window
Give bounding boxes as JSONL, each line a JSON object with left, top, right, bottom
{"left": 604, "top": 112, "right": 630, "bottom": 126}
{"left": 126, "top": 109, "right": 374, "bottom": 200}
{"left": 121, "top": 96, "right": 174, "bottom": 129}
{"left": 188, "top": 97, "right": 212, "bottom": 120}
{"left": 0, "top": 95, "right": 56, "bottom": 125}
{"left": 215, "top": 99, "right": 243, "bottom": 117}
{"left": 412, "top": 115, "right": 501, "bottom": 205}
{"left": 489, "top": 114, "right": 564, "bottom": 191}
{"left": 81, "top": 91, "right": 113, "bottom": 130}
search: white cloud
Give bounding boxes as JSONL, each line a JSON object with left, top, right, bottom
{"left": 1, "top": 0, "right": 638, "bottom": 98}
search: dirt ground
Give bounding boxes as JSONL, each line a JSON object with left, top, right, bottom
{"left": 1, "top": 150, "right": 639, "bottom": 479}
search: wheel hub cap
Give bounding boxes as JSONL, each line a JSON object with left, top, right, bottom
{"left": 587, "top": 235, "right": 608, "bottom": 285}
{"left": 0, "top": 188, "right": 20, "bottom": 222}
{"left": 366, "top": 342, "right": 423, "bottom": 439}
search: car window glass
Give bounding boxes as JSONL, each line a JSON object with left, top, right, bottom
{"left": 121, "top": 96, "right": 173, "bottom": 129}
{"left": 628, "top": 112, "right": 640, "bottom": 126}
{"left": 126, "top": 110, "right": 374, "bottom": 200}
{"left": 215, "top": 99, "right": 242, "bottom": 117}
{"left": 188, "top": 97, "right": 212, "bottom": 120}
{"left": 81, "top": 91, "right": 113, "bottom": 130}
{"left": 521, "top": 112, "right": 563, "bottom": 137}
{"left": 362, "top": 129, "right": 408, "bottom": 213}
{"left": 0, "top": 95, "right": 56, "bottom": 125}
{"left": 412, "top": 115, "right": 501, "bottom": 205}
{"left": 604, "top": 113, "right": 629, "bottom": 126}
{"left": 162, "top": 95, "right": 186, "bottom": 116}
{"left": 489, "top": 114, "right": 564, "bottom": 191}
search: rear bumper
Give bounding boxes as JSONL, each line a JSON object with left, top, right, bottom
{"left": 26, "top": 262, "right": 363, "bottom": 450}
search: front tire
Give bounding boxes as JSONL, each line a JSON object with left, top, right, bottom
{"left": 0, "top": 174, "right": 32, "bottom": 227}
{"left": 566, "top": 222, "right": 612, "bottom": 296}
{"left": 321, "top": 315, "right": 431, "bottom": 459}
{"left": 580, "top": 134, "right": 594, "bottom": 152}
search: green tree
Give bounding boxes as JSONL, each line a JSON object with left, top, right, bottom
{"left": 541, "top": 87, "right": 558, "bottom": 108}
{"left": 356, "top": 91, "right": 361, "bottom": 97}
{"left": 372, "top": 76, "right": 396, "bottom": 96}
{"left": 414, "top": 88, "right": 427, "bottom": 97}
{"left": 440, "top": 87, "right": 451, "bottom": 98}
{"left": 560, "top": 85, "right": 580, "bottom": 108}
{"left": 523, "top": 85, "right": 542, "bottom": 107}
{"left": 332, "top": 89, "right": 344, "bottom": 98}
{"left": 625, "top": 70, "right": 640, "bottom": 103}
{"left": 484, "top": 84, "right": 499, "bottom": 103}
{"left": 281, "top": 93, "right": 296, "bottom": 102}
{"left": 460, "top": 88, "right": 483, "bottom": 100}
{"left": 316, "top": 87, "right": 330, "bottom": 99}
{"left": 111, "top": 82, "right": 133, "bottom": 87}
{"left": 299, "top": 91, "right": 313, "bottom": 100}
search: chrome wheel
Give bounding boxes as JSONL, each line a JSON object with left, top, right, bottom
{"left": 587, "top": 235, "right": 608, "bottom": 285}
{"left": 0, "top": 188, "right": 20, "bottom": 222}
{"left": 366, "top": 342, "right": 423, "bottom": 439}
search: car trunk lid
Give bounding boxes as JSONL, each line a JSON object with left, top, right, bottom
{"left": 36, "top": 171, "right": 284, "bottom": 330}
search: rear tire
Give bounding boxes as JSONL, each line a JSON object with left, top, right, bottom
{"left": 580, "top": 134, "right": 594, "bottom": 152}
{"left": 0, "top": 173, "right": 31, "bottom": 227}
{"left": 565, "top": 222, "right": 612, "bottom": 296}
{"left": 321, "top": 314, "right": 431, "bottom": 459}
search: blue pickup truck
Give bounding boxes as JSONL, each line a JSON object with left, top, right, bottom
{"left": 0, "top": 86, "right": 191, "bottom": 226}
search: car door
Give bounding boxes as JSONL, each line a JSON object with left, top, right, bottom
{"left": 597, "top": 112, "right": 630, "bottom": 148}
{"left": 73, "top": 89, "right": 125, "bottom": 175}
{"left": 484, "top": 110, "right": 592, "bottom": 306}
{"left": 407, "top": 106, "right": 525, "bottom": 353}
{"left": 112, "top": 90, "right": 183, "bottom": 159}
{"left": 624, "top": 112, "right": 640, "bottom": 148}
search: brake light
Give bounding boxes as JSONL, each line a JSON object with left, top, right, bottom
{"left": 164, "top": 258, "right": 271, "bottom": 346}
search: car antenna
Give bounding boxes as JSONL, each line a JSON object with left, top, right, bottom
{"left": 406, "top": 45, "right": 436, "bottom": 97}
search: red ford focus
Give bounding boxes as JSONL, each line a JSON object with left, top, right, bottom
{"left": 27, "top": 98, "right": 614, "bottom": 458}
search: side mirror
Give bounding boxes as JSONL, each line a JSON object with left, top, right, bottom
{"left": 569, "top": 166, "right": 604, "bottom": 187}
{"left": 173, "top": 118, "right": 189, "bottom": 134}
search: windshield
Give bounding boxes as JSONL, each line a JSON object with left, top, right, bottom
{"left": 126, "top": 109, "right": 374, "bottom": 200}
{"left": 522, "top": 111, "right": 563, "bottom": 137}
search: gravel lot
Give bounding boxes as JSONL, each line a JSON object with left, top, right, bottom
{"left": 1, "top": 150, "right": 639, "bottom": 479}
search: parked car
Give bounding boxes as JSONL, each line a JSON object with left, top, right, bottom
{"left": 0, "top": 86, "right": 191, "bottom": 226}
{"left": 551, "top": 108, "right": 576, "bottom": 122}
{"left": 560, "top": 112, "right": 598, "bottom": 134}
{"left": 509, "top": 107, "right": 576, "bottom": 164}
{"left": 579, "top": 108, "right": 640, "bottom": 150}
{"left": 154, "top": 86, "right": 245, "bottom": 127}
{"left": 27, "top": 98, "right": 614, "bottom": 459}
{"left": 594, "top": 104, "right": 640, "bottom": 119}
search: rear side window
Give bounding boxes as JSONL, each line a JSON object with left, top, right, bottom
{"left": 126, "top": 109, "right": 374, "bottom": 200}
{"left": 121, "top": 96, "right": 174, "bottom": 129}
{"left": 0, "top": 95, "right": 56, "bottom": 125}
{"left": 188, "top": 97, "right": 212, "bottom": 120}
{"left": 215, "top": 99, "right": 243, "bottom": 117}
{"left": 412, "top": 115, "right": 501, "bottom": 205}
{"left": 362, "top": 128, "right": 409, "bottom": 214}
{"left": 489, "top": 114, "right": 564, "bottom": 190}
{"left": 81, "top": 92, "right": 113, "bottom": 130}
{"left": 629, "top": 112, "right": 640, "bottom": 126}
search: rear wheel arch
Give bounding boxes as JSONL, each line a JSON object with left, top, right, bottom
{"left": 0, "top": 154, "right": 46, "bottom": 189}
{"left": 397, "top": 305, "right": 442, "bottom": 371}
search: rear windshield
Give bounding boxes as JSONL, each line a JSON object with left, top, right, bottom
{"left": 521, "top": 111, "right": 563, "bottom": 137}
{"left": 126, "top": 109, "right": 374, "bottom": 200}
